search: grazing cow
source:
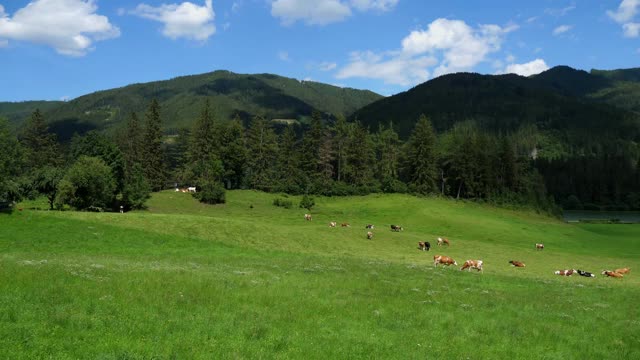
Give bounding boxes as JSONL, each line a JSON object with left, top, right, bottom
{"left": 418, "top": 241, "right": 431, "bottom": 251}
{"left": 304, "top": 214, "right": 312, "bottom": 221}
{"left": 509, "top": 260, "right": 526, "bottom": 268}
{"left": 329, "top": 222, "right": 337, "bottom": 228}
{"left": 437, "top": 237, "right": 450, "bottom": 246}
{"left": 554, "top": 269, "right": 575, "bottom": 276}
{"left": 367, "top": 231, "right": 374, "bottom": 240}
{"left": 175, "top": 188, "right": 180, "bottom": 192}
{"left": 341, "top": 223, "right": 350, "bottom": 227}
{"left": 181, "top": 188, "right": 189, "bottom": 193}
{"left": 535, "top": 243, "right": 544, "bottom": 251}
{"left": 188, "top": 186, "right": 197, "bottom": 193}
{"left": 390, "top": 225, "right": 403, "bottom": 232}
{"left": 365, "top": 224, "right": 375, "bottom": 229}
{"left": 434, "top": 255, "right": 457, "bottom": 267}
{"left": 461, "top": 260, "right": 483, "bottom": 272}
{"left": 602, "top": 270, "right": 624, "bottom": 278}
{"left": 615, "top": 267, "right": 630, "bottom": 275}
{"left": 577, "top": 270, "right": 595, "bottom": 278}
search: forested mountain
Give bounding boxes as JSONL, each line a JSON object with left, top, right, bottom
{"left": 21, "top": 70, "right": 381, "bottom": 141}
{"left": 0, "top": 101, "right": 64, "bottom": 127}
{"left": 351, "top": 66, "right": 640, "bottom": 210}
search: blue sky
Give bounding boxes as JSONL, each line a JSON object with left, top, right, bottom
{"left": 0, "top": 0, "right": 639, "bottom": 101}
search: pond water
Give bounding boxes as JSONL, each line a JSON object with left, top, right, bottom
{"left": 563, "top": 211, "right": 640, "bottom": 223}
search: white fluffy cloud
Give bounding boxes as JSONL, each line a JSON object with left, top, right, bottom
{"left": 336, "top": 50, "right": 436, "bottom": 86}
{"left": 501, "top": 59, "right": 549, "bottom": 77}
{"left": 608, "top": 0, "right": 640, "bottom": 23}
{"left": 270, "top": 0, "right": 398, "bottom": 26}
{"left": 0, "top": 0, "right": 120, "bottom": 56}
{"left": 336, "top": 18, "right": 516, "bottom": 85}
{"left": 608, "top": 0, "right": 640, "bottom": 37}
{"left": 552, "top": 25, "right": 572, "bottom": 35}
{"left": 624, "top": 22, "right": 640, "bottom": 37}
{"left": 318, "top": 61, "right": 337, "bottom": 71}
{"left": 132, "top": 0, "right": 215, "bottom": 41}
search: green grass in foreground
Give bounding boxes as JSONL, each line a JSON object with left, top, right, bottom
{"left": 1, "top": 190, "right": 639, "bottom": 359}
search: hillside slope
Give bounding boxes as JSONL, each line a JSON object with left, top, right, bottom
{"left": 350, "top": 70, "right": 639, "bottom": 140}
{"left": 0, "top": 101, "right": 64, "bottom": 128}
{"left": 40, "top": 70, "right": 382, "bottom": 139}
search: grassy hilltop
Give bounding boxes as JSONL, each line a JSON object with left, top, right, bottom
{"left": 1, "top": 191, "right": 639, "bottom": 359}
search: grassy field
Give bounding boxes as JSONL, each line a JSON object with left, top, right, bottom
{"left": 1, "top": 190, "right": 639, "bottom": 359}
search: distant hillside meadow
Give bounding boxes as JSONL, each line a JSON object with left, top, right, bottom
{"left": 1, "top": 190, "right": 639, "bottom": 358}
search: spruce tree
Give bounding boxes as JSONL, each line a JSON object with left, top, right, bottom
{"left": 20, "top": 109, "right": 61, "bottom": 170}
{"left": 0, "top": 117, "right": 23, "bottom": 204}
{"left": 276, "top": 125, "right": 302, "bottom": 193}
{"left": 219, "top": 115, "right": 247, "bottom": 189}
{"left": 142, "top": 99, "right": 166, "bottom": 191}
{"left": 246, "top": 116, "right": 278, "bottom": 191}
{"left": 401, "top": 114, "right": 438, "bottom": 194}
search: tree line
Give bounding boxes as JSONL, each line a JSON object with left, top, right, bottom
{"left": 1, "top": 99, "right": 565, "bottom": 213}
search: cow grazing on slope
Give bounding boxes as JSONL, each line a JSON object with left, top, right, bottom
{"left": 365, "top": 224, "right": 375, "bottom": 229}
{"left": 602, "top": 270, "right": 624, "bottom": 278}
{"left": 434, "top": 255, "right": 457, "bottom": 267}
{"left": 390, "top": 225, "right": 403, "bottom": 232}
{"left": 535, "top": 243, "right": 544, "bottom": 250}
{"left": 418, "top": 241, "right": 431, "bottom": 251}
{"left": 577, "top": 270, "right": 595, "bottom": 278}
{"left": 341, "top": 223, "right": 350, "bottom": 227}
{"left": 461, "top": 260, "right": 483, "bottom": 272}
{"left": 188, "top": 186, "right": 197, "bottom": 193}
{"left": 554, "top": 269, "right": 575, "bottom": 276}
{"left": 509, "top": 260, "right": 526, "bottom": 268}
{"left": 367, "top": 231, "right": 374, "bottom": 240}
{"left": 304, "top": 214, "right": 312, "bottom": 221}
{"left": 329, "top": 222, "right": 337, "bottom": 228}
{"left": 437, "top": 237, "right": 450, "bottom": 246}
{"left": 615, "top": 267, "right": 630, "bottom": 275}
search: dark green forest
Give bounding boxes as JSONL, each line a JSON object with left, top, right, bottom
{"left": 2, "top": 66, "right": 639, "bottom": 212}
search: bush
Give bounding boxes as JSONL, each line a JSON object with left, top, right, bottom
{"left": 273, "top": 197, "right": 293, "bottom": 209}
{"left": 299, "top": 194, "right": 315, "bottom": 211}
{"left": 54, "top": 156, "right": 116, "bottom": 211}
{"left": 194, "top": 181, "right": 226, "bottom": 204}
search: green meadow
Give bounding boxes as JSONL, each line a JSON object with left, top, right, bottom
{"left": 1, "top": 190, "right": 639, "bottom": 359}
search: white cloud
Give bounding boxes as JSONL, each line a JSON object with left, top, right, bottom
{"left": 278, "top": 50, "right": 291, "bottom": 61}
{"left": 270, "top": 0, "right": 398, "bottom": 26}
{"left": 336, "top": 50, "right": 437, "bottom": 86}
{"left": 501, "top": 59, "right": 549, "bottom": 77}
{"left": 400, "top": 18, "right": 517, "bottom": 77}
{"left": 0, "top": 0, "right": 120, "bottom": 56}
{"left": 319, "top": 61, "right": 337, "bottom": 71}
{"left": 624, "top": 22, "right": 640, "bottom": 37}
{"left": 552, "top": 25, "right": 572, "bottom": 35}
{"left": 132, "top": 0, "right": 215, "bottom": 41}
{"left": 336, "top": 18, "right": 517, "bottom": 86}
{"left": 545, "top": 4, "right": 576, "bottom": 17}
{"left": 608, "top": 0, "right": 640, "bottom": 23}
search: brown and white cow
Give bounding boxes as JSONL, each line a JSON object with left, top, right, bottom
{"left": 365, "top": 224, "right": 375, "bottom": 229}
{"left": 341, "top": 223, "right": 350, "bottom": 227}
{"left": 554, "top": 269, "right": 575, "bottom": 276}
{"left": 418, "top": 241, "right": 431, "bottom": 251}
{"left": 437, "top": 237, "right": 450, "bottom": 246}
{"left": 461, "top": 260, "right": 483, "bottom": 272}
{"left": 602, "top": 270, "right": 624, "bottom": 278}
{"left": 390, "top": 225, "right": 403, "bottom": 232}
{"left": 304, "top": 213, "right": 312, "bottom": 221}
{"left": 509, "top": 260, "right": 526, "bottom": 268}
{"left": 367, "top": 231, "right": 374, "bottom": 240}
{"left": 615, "top": 267, "right": 630, "bottom": 275}
{"left": 434, "top": 255, "right": 457, "bottom": 267}
{"left": 329, "top": 222, "right": 337, "bottom": 228}
{"left": 535, "top": 243, "right": 544, "bottom": 250}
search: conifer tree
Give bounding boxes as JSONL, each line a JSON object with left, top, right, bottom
{"left": 276, "top": 125, "right": 302, "bottom": 193}
{"left": 0, "top": 117, "right": 23, "bottom": 204}
{"left": 401, "top": 114, "right": 438, "bottom": 194}
{"left": 142, "top": 99, "right": 166, "bottom": 191}
{"left": 374, "top": 122, "right": 402, "bottom": 191}
{"left": 219, "top": 115, "right": 247, "bottom": 189}
{"left": 246, "top": 116, "right": 278, "bottom": 191}
{"left": 20, "top": 109, "right": 61, "bottom": 170}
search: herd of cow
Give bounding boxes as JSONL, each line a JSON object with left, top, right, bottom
{"left": 303, "top": 213, "right": 631, "bottom": 279}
